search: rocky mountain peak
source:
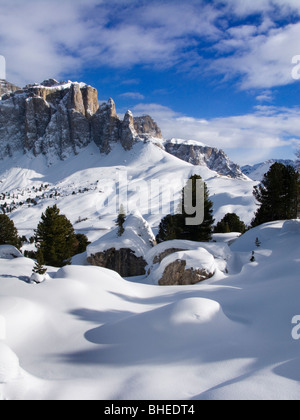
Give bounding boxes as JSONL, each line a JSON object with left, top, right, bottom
{"left": 0, "top": 79, "right": 21, "bottom": 97}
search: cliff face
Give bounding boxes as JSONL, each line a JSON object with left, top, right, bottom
{"left": 164, "top": 139, "right": 246, "bottom": 179}
{"left": 0, "top": 80, "right": 20, "bottom": 96}
{"left": 0, "top": 78, "right": 245, "bottom": 180}
{"left": 0, "top": 79, "right": 157, "bottom": 162}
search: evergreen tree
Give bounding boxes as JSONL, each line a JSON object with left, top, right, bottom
{"left": 156, "top": 175, "right": 214, "bottom": 243}
{"left": 0, "top": 214, "right": 21, "bottom": 249}
{"left": 32, "top": 249, "right": 47, "bottom": 276}
{"left": 156, "top": 214, "right": 184, "bottom": 243}
{"left": 74, "top": 233, "right": 90, "bottom": 255}
{"left": 214, "top": 213, "right": 247, "bottom": 234}
{"left": 35, "top": 205, "right": 77, "bottom": 267}
{"left": 252, "top": 163, "right": 300, "bottom": 227}
{"left": 116, "top": 205, "right": 126, "bottom": 237}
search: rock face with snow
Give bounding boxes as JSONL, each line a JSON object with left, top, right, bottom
{"left": 0, "top": 80, "right": 156, "bottom": 162}
{"left": 134, "top": 115, "right": 162, "bottom": 140}
{"left": 0, "top": 78, "right": 247, "bottom": 180}
{"left": 0, "top": 79, "right": 20, "bottom": 97}
{"left": 164, "top": 139, "right": 246, "bottom": 179}
{"left": 87, "top": 212, "right": 156, "bottom": 277}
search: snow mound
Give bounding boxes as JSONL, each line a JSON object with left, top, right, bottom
{"left": 87, "top": 211, "right": 155, "bottom": 258}
{"left": 0, "top": 343, "right": 20, "bottom": 383}
{"left": 281, "top": 219, "right": 300, "bottom": 235}
{"left": 168, "top": 297, "right": 224, "bottom": 325}
{"left": 0, "top": 245, "right": 22, "bottom": 260}
{"left": 150, "top": 248, "right": 217, "bottom": 285}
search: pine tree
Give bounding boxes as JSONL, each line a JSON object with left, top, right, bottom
{"left": 214, "top": 213, "right": 246, "bottom": 234}
{"left": 32, "top": 249, "right": 47, "bottom": 275}
{"left": 252, "top": 163, "right": 300, "bottom": 227}
{"left": 35, "top": 205, "right": 77, "bottom": 267}
{"left": 0, "top": 214, "right": 21, "bottom": 249}
{"left": 255, "top": 237, "right": 261, "bottom": 248}
{"left": 116, "top": 205, "right": 126, "bottom": 237}
{"left": 156, "top": 175, "right": 214, "bottom": 243}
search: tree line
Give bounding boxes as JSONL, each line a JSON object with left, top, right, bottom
{"left": 1, "top": 162, "right": 299, "bottom": 270}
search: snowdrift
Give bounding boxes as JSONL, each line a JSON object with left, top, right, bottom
{"left": 0, "top": 220, "right": 300, "bottom": 400}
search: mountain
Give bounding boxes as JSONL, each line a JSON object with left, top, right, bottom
{"left": 0, "top": 78, "right": 244, "bottom": 180}
{"left": 0, "top": 79, "right": 20, "bottom": 96}
{"left": 0, "top": 78, "right": 258, "bottom": 241}
{"left": 242, "top": 159, "right": 296, "bottom": 181}
{"left": 164, "top": 139, "right": 246, "bottom": 179}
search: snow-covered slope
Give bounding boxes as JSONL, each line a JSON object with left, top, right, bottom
{"left": 0, "top": 139, "right": 258, "bottom": 246}
{"left": 242, "top": 160, "right": 296, "bottom": 181}
{"left": 1, "top": 220, "right": 300, "bottom": 400}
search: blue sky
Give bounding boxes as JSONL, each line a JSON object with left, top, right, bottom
{"left": 1, "top": 0, "right": 300, "bottom": 165}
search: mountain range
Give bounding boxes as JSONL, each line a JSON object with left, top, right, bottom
{"left": 0, "top": 77, "right": 278, "bottom": 239}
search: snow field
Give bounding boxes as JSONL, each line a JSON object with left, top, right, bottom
{"left": 0, "top": 220, "right": 300, "bottom": 399}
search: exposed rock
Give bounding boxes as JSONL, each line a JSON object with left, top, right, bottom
{"left": 165, "top": 139, "right": 246, "bottom": 179}
{"left": 121, "top": 110, "right": 138, "bottom": 151}
{"left": 134, "top": 115, "right": 162, "bottom": 139}
{"left": 87, "top": 248, "right": 147, "bottom": 277}
{"left": 87, "top": 211, "right": 156, "bottom": 277}
{"left": 158, "top": 259, "right": 214, "bottom": 286}
{"left": 153, "top": 248, "right": 186, "bottom": 264}
{"left": 91, "top": 98, "right": 121, "bottom": 154}
{"left": 0, "top": 80, "right": 20, "bottom": 97}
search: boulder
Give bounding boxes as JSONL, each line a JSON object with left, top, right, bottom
{"left": 87, "top": 211, "right": 155, "bottom": 277}
{"left": 87, "top": 247, "right": 147, "bottom": 277}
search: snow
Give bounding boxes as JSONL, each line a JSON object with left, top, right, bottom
{"left": 0, "top": 140, "right": 257, "bottom": 248}
{"left": 0, "top": 246, "right": 22, "bottom": 260}
{"left": 0, "top": 219, "right": 300, "bottom": 400}
{"left": 87, "top": 211, "right": 156, "bottom": 258}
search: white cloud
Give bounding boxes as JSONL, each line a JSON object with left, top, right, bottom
{"left": 132, "top": 103, "right": 300, "bottom": 165}
{"left": 119, "top": 92, "right": 145, "bottom": 100}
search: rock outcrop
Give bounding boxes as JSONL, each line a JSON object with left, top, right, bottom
{"left": 164, "top": 139, "right": 246, "bottom": 179}
{"left": 0, "top": 79, "right": 157, "bottom": 162}
{"left": 134, "top": 115, "right": 162, "bottom": 139}
{"left": 87, "top": 211, "right": 156, "bottom": 277}
{"left": 0, "top": 80, "right": 20, "bottom": 97}
{"left": 87, "top": 247, "right": 147, "bottom": 277}
{"left": 158, "top": 258, "right": 214, "bottom": 286}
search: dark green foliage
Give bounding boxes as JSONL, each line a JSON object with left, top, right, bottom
{"left": 156, "top": 214, "right": 184, "bottom": 243}
{"left": 0, "top": 214, "right": 21, "bottom": 249}
{"left": 252, "top": 163, "right": 300, "bottom": 227}
{"left": 74, "top": 233, "right": 90, "bottom": 255}
{"left": 35, "top": 205, "right": 77, "bottom": 267}
{"left": 32, "top": 249, "right": 47, "bottom": 275}
{"left": 214, "top": 213, "right": 247, "bottom": 234}
{"left": 117, "top": 205, "right": 126, "bottom": 237}
{"left": 156, "top": 175, "right": 214, "bottom": 243}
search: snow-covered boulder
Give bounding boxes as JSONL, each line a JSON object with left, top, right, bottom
{"left": 87, "top": 211, "right": 156, "bottom": 277}
{"left": 0, "top": 245, "right": 22, "bottom": 260}
{"left": 152, "top": 248, "right": 216, "bottom": 286}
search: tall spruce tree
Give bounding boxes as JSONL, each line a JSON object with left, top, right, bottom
{"left": 252, "top": 163, "right": 300, "bottom": 227}
{"left": 0, "top": 214, "right": 20, "bottom": 249}
{"left": 156, "top": 175, "right": 214, "bottom": 243}
{"left": 35, "top": 205, "right": 77, "bottom": 267}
